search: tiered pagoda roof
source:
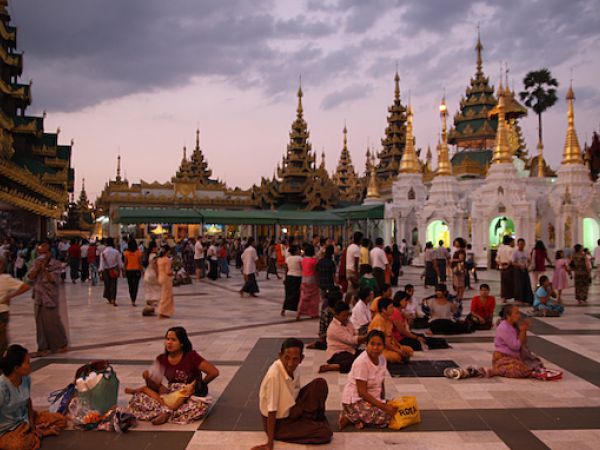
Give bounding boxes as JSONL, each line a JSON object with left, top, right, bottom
{"left": 376, "top": 71, "right": 407, "bottom": 184}
{"left": 332, "top": 125, "right": 362, "bottom": 202}
{"left": 0, "top": 0, "right": 74, "bottom": 221}
{"left": 172, "top": 129, "right": 217, "bottom": 185}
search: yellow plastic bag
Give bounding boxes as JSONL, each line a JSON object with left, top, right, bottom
{"left": 387, "top": 396, "right": 421, "bottom": 430}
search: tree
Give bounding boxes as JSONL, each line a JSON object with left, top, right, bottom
{"left": 519, "top": 68, "right": 559, "bottom": 147}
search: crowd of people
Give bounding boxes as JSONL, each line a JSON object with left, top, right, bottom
{"left": 0, "top": 231, "right": 598, "bottom": 448}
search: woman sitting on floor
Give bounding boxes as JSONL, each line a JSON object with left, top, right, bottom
{"left": 466, "top": 283, "right": 496, "bottom": 330}
{"left": 127, "top": 326, "right": 219, "bottom": 425}
{"left": 319, "top": 302, "right": 366, "bottom": 373}
{"left": 533, "top": 276, "right": 564, "bottom": 316}
{"left": 390, "top": 291, "right": 449, "bottom": 351}
{"left": 339, "top": 330, "right": 398, "bottom": 430}
{"left": 0, "top": 345, "right": 66, "bottom": 450}
{"left": 427, "top": 284, "right": 472, "bottom": 335}
{"left": 368, "top": 298, "right": 413, "bottom": 363}
{"left": 489, "top": 305, "right": 539, "bottom": 378}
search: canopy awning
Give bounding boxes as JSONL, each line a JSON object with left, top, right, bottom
{"left": 329, "top": 204, "right": 385, "bottom": 220}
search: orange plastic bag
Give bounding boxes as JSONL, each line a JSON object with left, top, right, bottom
{"left": 387, "top": 396, "right": 421, "bottom": 430}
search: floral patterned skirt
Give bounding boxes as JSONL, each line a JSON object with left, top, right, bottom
{"left": 342, "top": 400, "right": 391, "bottom": 428}
{"left": 491, "top": 351, "right": 532, "bottom": 378}
{"left": 127, "top": 383, "right": 210, "bottom": 424}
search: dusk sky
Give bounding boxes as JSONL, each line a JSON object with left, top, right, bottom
{"left": 10, "top": 0, "right": 600, "bottom": 200}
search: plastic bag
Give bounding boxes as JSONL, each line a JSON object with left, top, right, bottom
{"left": 387, "top": 396, "right": 421, "bottom": 430}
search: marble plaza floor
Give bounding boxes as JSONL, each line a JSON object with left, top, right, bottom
{"left": 8, "top": 265, "right": 600, "bottom": 450}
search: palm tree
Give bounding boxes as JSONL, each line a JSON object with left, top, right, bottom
{"left": 519, "top": 69, "right": 559, "bottom": 147}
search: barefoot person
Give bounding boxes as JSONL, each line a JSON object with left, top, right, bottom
{"left": 240, "top": 238, "right": 259, "bottom": 297}
{"left": 252, "top": 338, "right": 332, "bottom": 450}
{"left": 0, "top": 345, "right": 66, "bottom": 449}
{"left": 339, "top": 330, "right": 397, "bottom": 430}
{"left": 27, "top": 241, "right": 68, "bottom": 358}
{"left": 127, "top": 327, "right": 219, "bottom": 425}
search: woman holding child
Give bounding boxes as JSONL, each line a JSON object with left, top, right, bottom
{"left": 127, "top": 327, "right": 219, "bottom": 425}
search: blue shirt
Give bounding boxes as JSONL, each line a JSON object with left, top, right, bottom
{"left": 533, "top": 286, "right": 551, "bottom": 308}
{"left": 0, "top": 375, "right": 31, "bottom": 435}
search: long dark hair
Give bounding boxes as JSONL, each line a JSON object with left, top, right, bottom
{"left": 534, "top": 240, "right": 546, "bottom": 252}
{"left": 0, "top": 344, "right": 28, "bottom": 376}
{"left": 165, "top": 327, "right": 193, "bottom": 354}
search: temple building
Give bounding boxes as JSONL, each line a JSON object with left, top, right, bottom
{"left": 96, "top": 130, "right": 255, "bottom": 238}
{"left": 0, "top": 0, "right": 75, "bottom": 238}
{"left": 57, "top": 178, "right": 96, "bottom": 239}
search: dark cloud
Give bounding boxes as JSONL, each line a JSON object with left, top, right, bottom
{"left": 321, "top": 83, "right": 373, "bottom": 109}
{"left": 8, "top": 0, "right": 600, "bottom": 114}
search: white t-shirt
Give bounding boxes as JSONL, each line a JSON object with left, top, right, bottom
{"left": 341, "top": 351, "right": 387, "bottom": 405}
{"left": 370, "top": 247, "right": 388, "bottom": 270}
{"left": 58, "top": 241, "right": 70, "bottom": 252}
{"left": 593, "top": 246, "right": 600, "bottom": 264}
{"left": 345, "top": 244, "right": 360, "bottom": 272}
{"left": 207, "top": 245, "right": 218, "bottom": 261}
{"left": 80, "top": 244, "right": 89, "bottom": 258}
{"left": 399, "top": 242, "right": 407, "bottom": 254}
{"left": 350, "top": 300, "right": 372, "bottom": 330}
{"left": 241, "top": 246, "right": 258, "bottom": 275}
{"left": 0, "top": 274, "right": 24, "bottom": 314}
{"left": 285, "top": 255, "right": 302, "bottom": 277}
{"left": 259, "top": 359, "right": 300, "bottom": 419}
{"left": 194, "top": 241, "right": 204, "bottom": 260}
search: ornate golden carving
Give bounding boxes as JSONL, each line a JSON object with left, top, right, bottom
{"left": 0, "top": 159, "right": 65, "bottom": 202}
{"left": 0, "top": 46, "right": 20, "bottom": 67}
{"left": 0, "top": 185, "right": 62, "bottom": 219}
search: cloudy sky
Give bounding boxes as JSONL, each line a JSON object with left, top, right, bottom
{"left": 9, "top": 0, "right": 600, "bottom": 200}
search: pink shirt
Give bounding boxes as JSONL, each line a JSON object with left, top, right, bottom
{"left": 301, "top": 257, "right": 317, "bottom": 277}
{"left": 390, "top": 307, "right": 406, "bottom": 342}
{"left": 326, "top": 318, "right": 359, "bottom": 358}
{"left": 494, "top": 320, "right": 521, "bottom": 358}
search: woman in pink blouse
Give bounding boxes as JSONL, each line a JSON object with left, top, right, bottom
{"left": 296, "top": 244, "right": 320, "bottom": 319}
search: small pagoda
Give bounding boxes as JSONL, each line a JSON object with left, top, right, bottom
{"left": 57, "top": 178, "right": 96, "bottom": 238}
{"left": 0, "top": 0, "right": 74, "bottom": 237}
{"left": 332, "top": 124, "right": 362, "bottom": 203}
{"left": 376, "top": 71, "right": 407, "bottom": 187}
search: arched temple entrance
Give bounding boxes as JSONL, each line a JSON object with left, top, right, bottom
{"left": 489, "top": 216, "right": 515, "bottom": 249}
{"left": 583, "top": 217, "right": 600, "bottom": 250}
{"left": 427, "top": 220, "right": 450, "bottom": 247}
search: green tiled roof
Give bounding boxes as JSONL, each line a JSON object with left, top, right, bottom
{"left": 451, "top": 149, "right": 492, "bottom": 166}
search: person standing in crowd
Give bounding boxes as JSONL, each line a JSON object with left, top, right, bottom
{"left": 142, "top": 241, "right": 161, "bottom": 316}
{"left": 99, "top": 237, "right": 122, "bottom": 306}
{"left": 399, "top": 239, "right": 408, "bottom": 265}
{"left": 0, "top": 255, "right": 31, "bottom": 355}
{"left": 296, "top": 244, "right": 320, "bottom": 320}
{"left": 530, "top": 240, "right": 552, "bottom": 288}
{"left": 282, "top": 245, "right": 302, "bottom": 316}
{"left": 451, "top": 247, "right": 467, "bottom": 302}
{"left": 252, "top": 338, "right": 332, "bottom": 450}
{"left": 572, "top": 244, "right": 591, "bottom": 304}
{"left": 66, "top": 238, "right": 81, "bottom": 284}
{"left": 124, "top": 239, "right": 143, "bottom": 307}
{"left": 87, "top": 241, "right": 98, "bottom": 285}
{"left": 593, "top": 239, "right": 600, "bottom": 281}
{"left": 194, "top": 236, "right": 205, "bottom": 281}
{"left": 358, "top": 238, "right": 370, "bottom": 276}
{"left": 552, "top": 250, "right": 571, "bottom": 303}
{"left": 496, "top": 236, "right": 515, "bottom": 303}
{"left": 465, "top": 243, "right": 477, "bottom": 287}
{"left": 266, "top": 239, "right": 281, "bottom": 280}
{"left": 207, "top": 239, "right": 219, "bottom": 281}
{"left": 345, "top": 232, "right": 362, "bottom": 303}
{"left": 27, "top": 241, "right": 69, "bottom": 357}
{"left": 182, "top": 239, "right": 195, "bottom": 278}
{"left": 391, "top": 243, "right": 401, "bottom": 287}
{"left": 219, "top": 239, "right": 231, "bottom": 278}
{"left": 157, "top": 244, "right": 174, "bottom": 318}
{"left": 423, "top": 242, "right": 437, "bottom": 288}
{"left": 512, "top": 238, "right": 533, "bottom": 304}
{"left": 240, "top": 237, "right": 259, "bottom": 297}
{"left": 369, "top": 238, "right": 388, "bottom": 296}
{"left": 79, "top": 239, "right": 89, "bottom": 282}
{"left": 434, "top": 240, "right": 449, "bottom": 283}
{"left": 310, "top": 247, "right": 338, "bottom": 349}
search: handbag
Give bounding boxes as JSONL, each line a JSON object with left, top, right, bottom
{"left": 387, "top": 396, "right": 421, "bottom": 430}
{"left": 75, "top": 361, "right": 120, "bottom": 415}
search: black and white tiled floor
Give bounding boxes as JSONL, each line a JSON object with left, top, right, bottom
{"left": 8, "top": 266, "right": 600, "bottom": 449}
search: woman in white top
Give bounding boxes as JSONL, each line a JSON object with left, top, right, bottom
{"left": 282, "top": 245, "right": 302, "bottom": 316}
{"left": 339, "top": 330, "right": 397, "bottom": 430}
{"left": 142, "top": 241, "right": 161, "bottom": 316}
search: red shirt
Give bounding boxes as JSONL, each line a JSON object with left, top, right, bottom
{"left": 470, "top": 295, "right": 496, "bottom": 321}
{"left": 67, "top": 244, "right": 81, "bottom": 259}
{"left": 157, "top": 350, "right": 205, "bottom": 384}
{"left": 87, "top": 246, "right": 97, "bottom": 263}
{"left": 390, "top": 307, "right": 406, "bottom": 342}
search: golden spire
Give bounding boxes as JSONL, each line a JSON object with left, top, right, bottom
{"left": 394, "top": 70, "right": 400, "bottom": 101}
{"left": 182, "top": 146, "right": 187, "bottom": 161}
{"left": 476, "top": 26, "right": 483, "bottom": 75}
{"left": 491, "top": 79, "right": 513, "bottom": 164}
{"left": 366, "top": 154, "right": 380, "bottom": 199}
{"left": 343, "top": 122, "right": 348, "bottom": 150}
{"left": 400, "top": 103, "right": 420, "bottom": 174}
{"left": 296, "top": 77, "right": 303, "bottom": 119}
{"left": 195, "top": 128, "right": 200, "bottom": 150}
{"left": 436, "top": 96, "right": 452, "bottom": 176}
{"left": 116, "top": 154, "right": 122, "bottom": 182}
{"left": 426, "top": 144, "right": 432, "bottom": 170}
{"left": 561, "top": 83, "right": 584, "bottom": 165}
